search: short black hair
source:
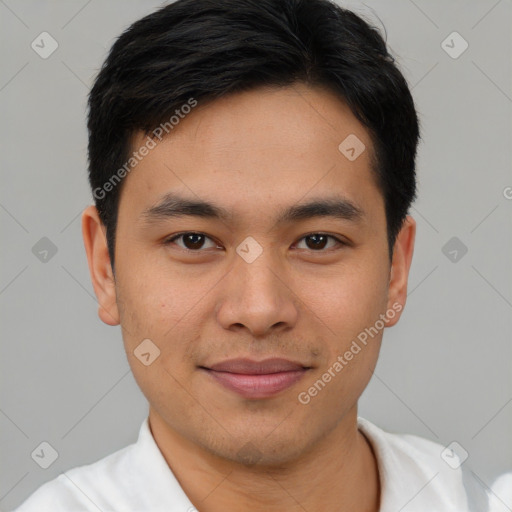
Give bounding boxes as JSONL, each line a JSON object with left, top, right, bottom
{"left": 87, "top": 0, "right": 419, "bottom": 269}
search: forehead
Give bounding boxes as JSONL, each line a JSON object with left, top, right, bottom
{"left": 118, "top": 84, "right": 383, "bottom": 227}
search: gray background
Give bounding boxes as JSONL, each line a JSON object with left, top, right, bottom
{"left": 1, "top": 0, "right": 511, "bottom": 509}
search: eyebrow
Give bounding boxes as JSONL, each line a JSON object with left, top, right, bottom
{"left": 140, "top": 192, "right": 365, "bottom": 226}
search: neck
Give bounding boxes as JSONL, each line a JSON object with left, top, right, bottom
{"left": 149, "top": 406, "right": 380, "bottom": 512}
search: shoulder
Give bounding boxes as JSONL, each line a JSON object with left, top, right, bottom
{"left": 13, "top": 443, "right": 135, "bottom": 512}
{"left": 357, "top": 417, "right": 490, "bottom": 511}
{"left": 488, "top": 472, "right": 512, "bottom": 512}
{"left": 12, "top": 418, "right": 193, "bottom": 512}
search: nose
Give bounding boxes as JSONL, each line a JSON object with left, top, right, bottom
{"left": 215, "top": 248, "right": 299, "bottom": 338}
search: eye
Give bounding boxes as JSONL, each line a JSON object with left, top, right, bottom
{"left": 163, "top": 232, "right": 348, "bottom": 253}
{"left": 294, "top": 233, "right": 346, "bottom": 251}
{"left": 163, "top": 232, "right": 219, "bottom": 251}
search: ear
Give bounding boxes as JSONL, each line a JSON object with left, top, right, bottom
{"left": 385, "top": 215, "right": 416, "bottom": 327}
{"left": 82, "top": 205, "right": 120, "bottom": 326}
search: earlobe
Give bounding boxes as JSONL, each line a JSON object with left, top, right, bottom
{"left": 81, "top": 205, "right": 120, "bottom": 326}
{"left": 386, "top": 215, "right": 416, "bottom": 327}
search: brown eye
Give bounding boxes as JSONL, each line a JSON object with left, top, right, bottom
{"left": 295, "top": 234, "right": 345, "bottom": 251}
{"left": 164, "top": 232, "right": 217, "bottom": 251}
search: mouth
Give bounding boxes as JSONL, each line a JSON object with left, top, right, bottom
{"left": 199, "top": 358, "right": 311, "bottom": 399}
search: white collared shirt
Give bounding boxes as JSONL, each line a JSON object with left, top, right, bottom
{"left": 13, "top": 417, "right": 496, "bottom": 511}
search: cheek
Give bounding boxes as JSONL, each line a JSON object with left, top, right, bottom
{"left": 299, "top": 259, "right": 389, "bottom": 342}
{"left": 115, "top": 248, "right": 179, "bottom": 316}
{"left": 114, "top": 269, "right": 176, "bottom": 354}
{"left": 115, "top": 265, "right": 206, "bottom": 367}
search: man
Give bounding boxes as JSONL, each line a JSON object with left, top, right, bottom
{"left": 14, "top": 0, "right": 492, "bottom": 510}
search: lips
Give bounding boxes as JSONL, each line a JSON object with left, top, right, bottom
{"left": 208, "top": 358, "right": 307, "bottom": 374}
{"left": 200, "top": 358, "right": 310, "bottom": 399}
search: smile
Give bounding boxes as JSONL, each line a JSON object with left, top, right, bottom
{"left": 200, "top": 358, "right": 311, "bottom": 399}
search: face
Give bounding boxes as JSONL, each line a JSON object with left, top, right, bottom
{"left": 83, "top": 83, "right": 415, "bottom": 466}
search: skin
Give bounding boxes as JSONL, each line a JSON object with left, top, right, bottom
{"left": 82, "top": 83, "right": 415, "bottom": 512}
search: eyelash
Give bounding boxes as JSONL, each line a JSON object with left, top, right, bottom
{"left": 162, "top": 232, "right": 348, "bottom": 253}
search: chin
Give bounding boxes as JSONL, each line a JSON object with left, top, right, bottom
{"left": 202, "top": 427, "right": 314, "bottom": 469}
